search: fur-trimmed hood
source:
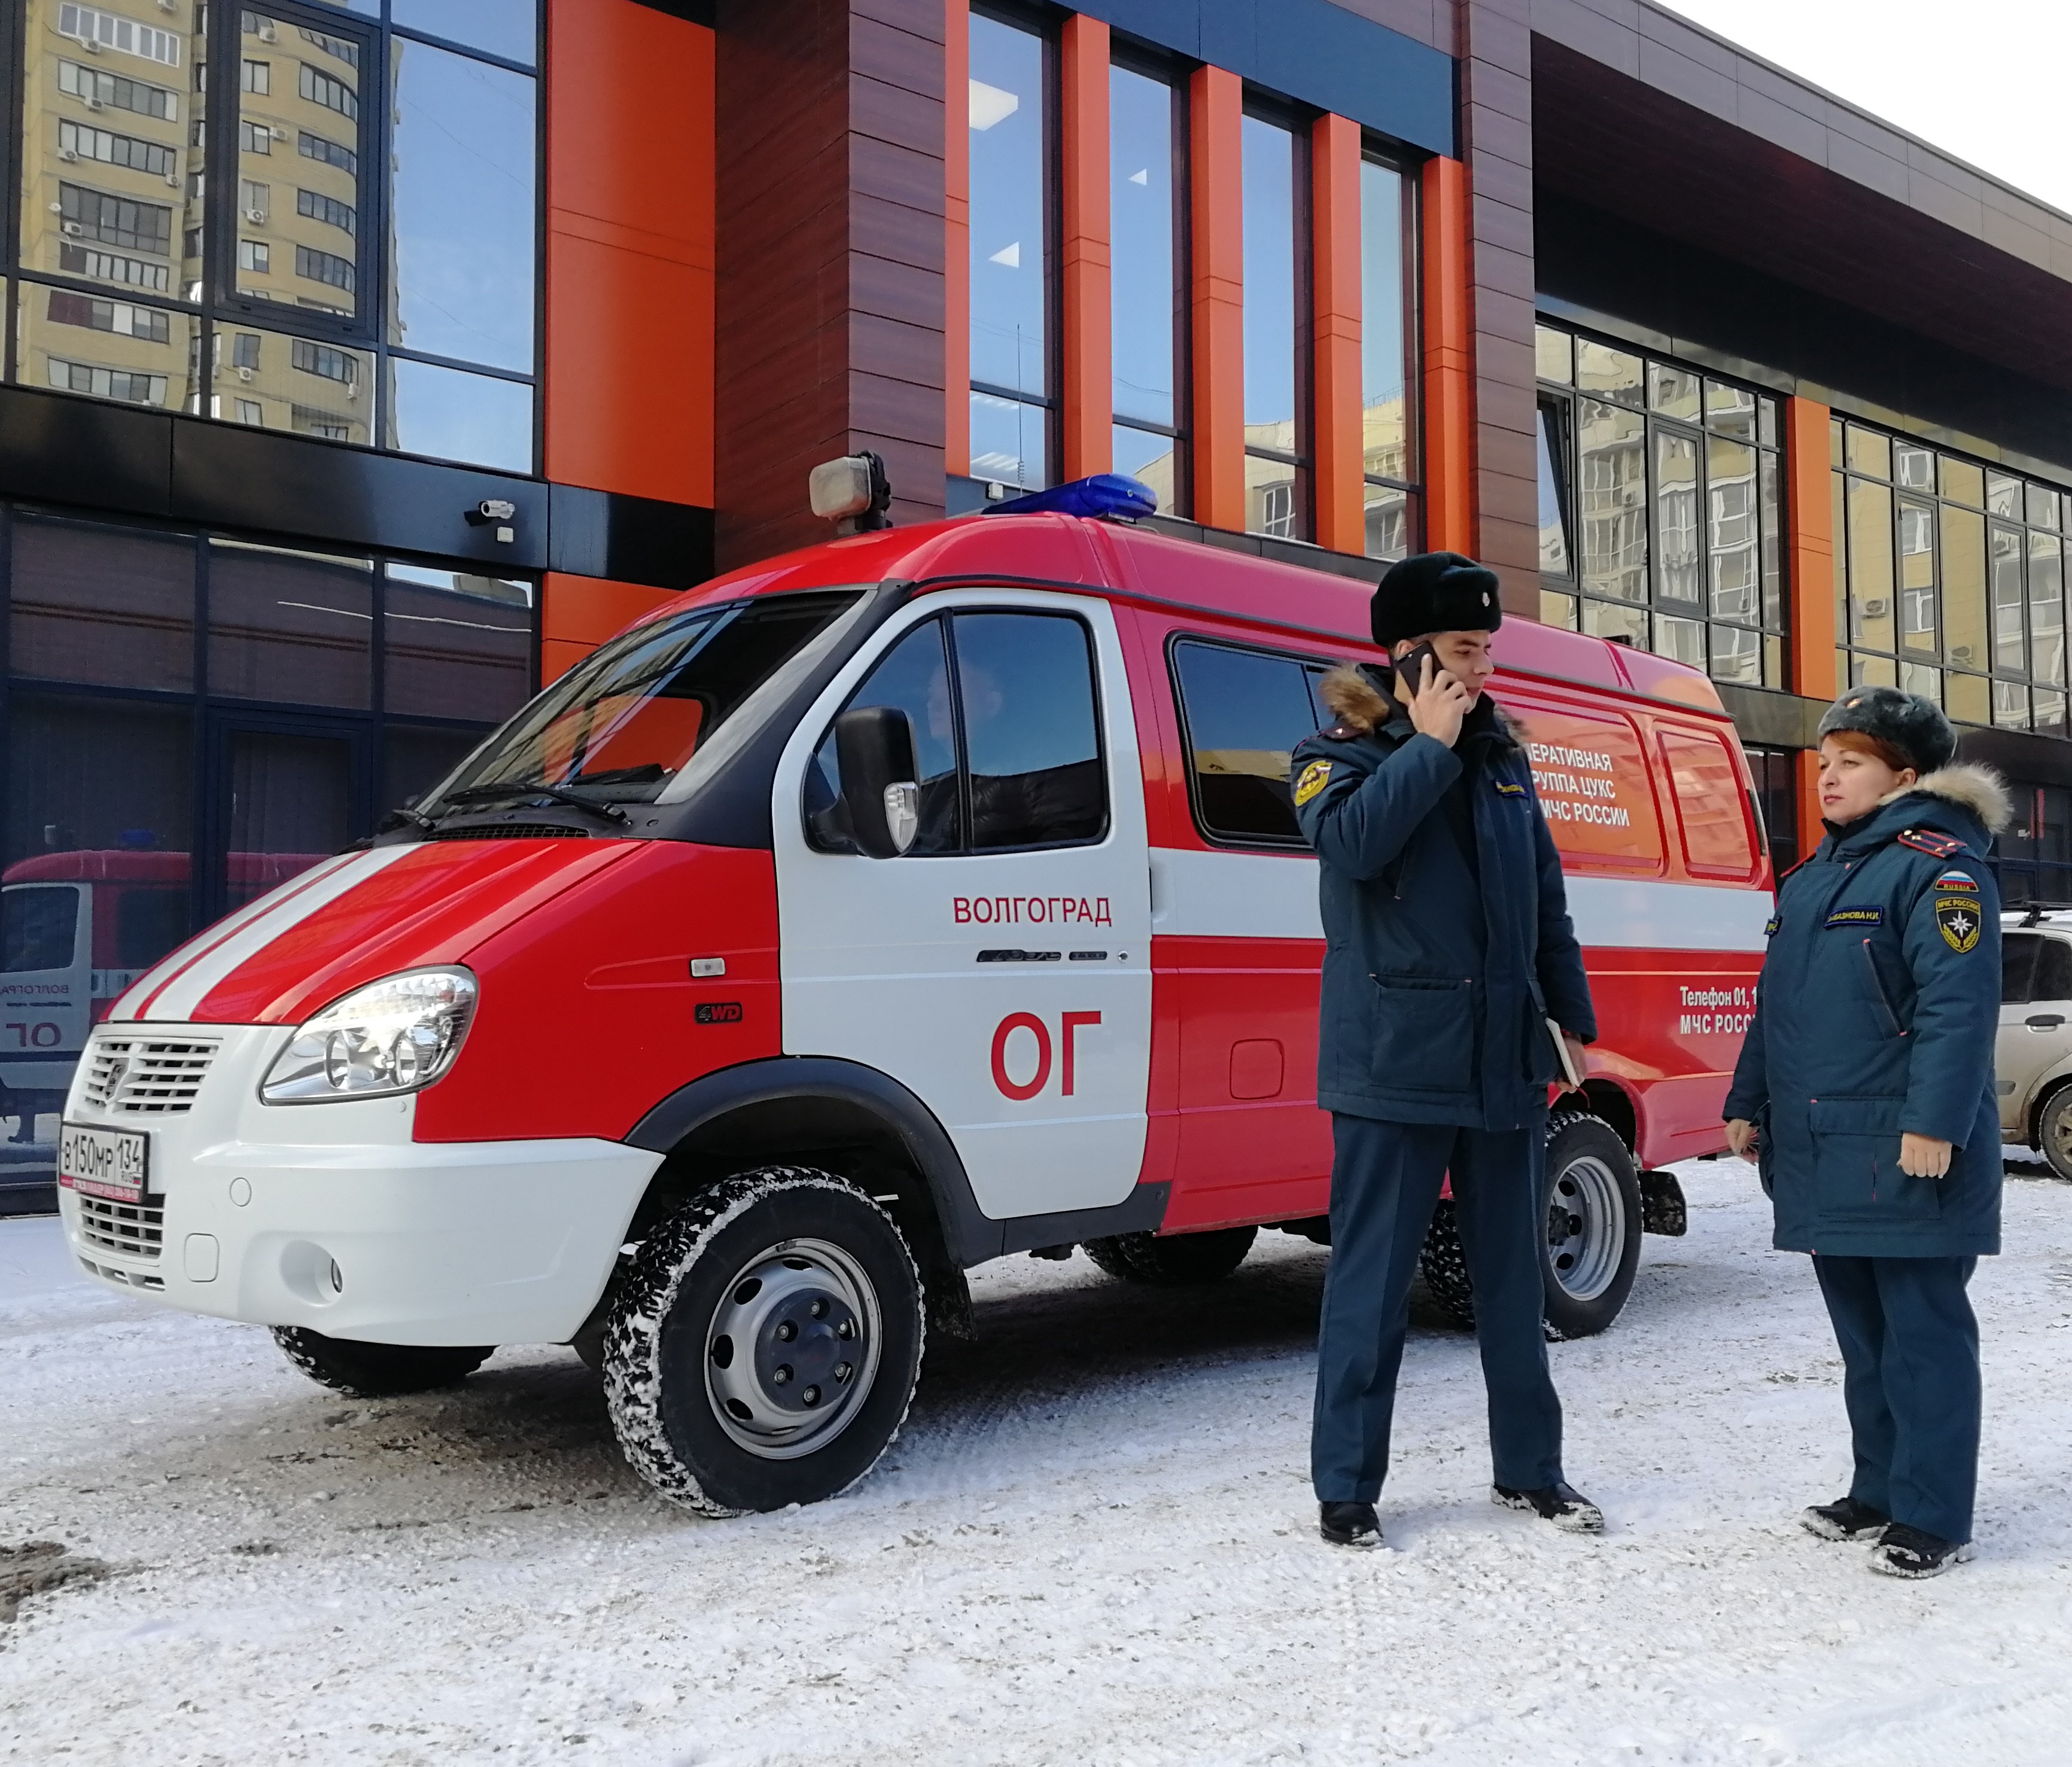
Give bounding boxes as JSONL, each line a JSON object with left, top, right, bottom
{"left": 1876, "top": 761, "right": 2013, "bottom": 836}
{"left": 1317, "top": 662, "right": 1525, "bottom": 746}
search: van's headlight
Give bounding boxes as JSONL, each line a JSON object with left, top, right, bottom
{"left": 261, "top": 968, "right": 477, "bottom": 1104}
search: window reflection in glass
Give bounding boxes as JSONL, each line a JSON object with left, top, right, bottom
{"left": 970, "top": 388, "right": 1047, "bottom": 492}
{"left": 1362, "top": 482, "right": 1411, "bottom": 565}
{"left": 1896, "top": 496, "right": 1937, "bottom": 656}
{"left": 1648, "top": 362, "right": 1699, "bottom": 422}
{"left": 14, "top": 283, "right": 198, "bottom": 412}
{"left": 236, "top": 13, "right": 363, "bottom": 317}
{"left": 1109, "top": 65, "right": 1177, "bottom": 431}
{"left": 2029, "top": 531, "right": 2065, "bottom": 697}
{"left": 954, "top": 613, "right": 1105, "bottom": 852}
{"left": 384, "top": 565, "right": 532, "bottom": 722}
{"left": 200, "top": 324, "right": 373, "bottom": 440}
{"left": 1536, "top": 399, "right": 1571, "bottom": 576}
{"left": 1359, "top": 157, "right": 1409, "bottom": 493}
{"left": 1112, "top": 423, "right": 1179, "bottom": 515}
{"left": 969, "top": 15, "right": 1048, "bottom": 404}
{"left": 208, "top": 539, "right": 373, "bottom": 708}
{"left": 1941, "top": 504, "right": 1988, "bottom": 675}
{"left": 1991, "top": 523, "right": 2027, "bottom": 675}
{"left": 1575, "top": 339, "right": 1642, "bottom": 405}
{"left": 10, "top": 513, "right": 196, "bottom": 691}
{"left": 1172, "top": 640, "right": 1323, "bottom": 846}
{"left": 1578, "top": 398, "right": 1646, "bottom": 602}
{"left": 389, "top": 36, "right": 536, "bottom": 372}
{"left": 1653, "top": 613, "right": 1703, "bottom": 669}
{"left": 814, "top": 619, "right": 963, "bottom": 857}
{"left": 1848, "top": 478, "right": 1895, "bottom": 653}
{"left": 1240, "top": 115, "right": 1300, "bottom": 452}
{"left": 1706, "top": 437, "right": 1757, "bottom": 621}
{"left": 1653, "top": 428, "right": 1700, "bottom": 605}
{"left": 392, "top": 0, "right": 536, "bottom": 63}
{"left": 1535, "top": 324, "right": 1572, "bottom": 385}
{"left": 1704, "top": 379, "right": 1755, "bottom": 443}
{"left": 1244, "top": 452, "right": 1300, "bottom": 541}
{"left": 384, "top": 356, "right": 532, "bottom": 471}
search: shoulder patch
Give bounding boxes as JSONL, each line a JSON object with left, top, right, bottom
{"left": 1934, "top": 896, "right": 1983, "bottom": 953}
{"left": 1898, "top": 828, "right": 1967, "bottom": 860}
{"left": 1293, "top": 759, "right": 1334, "bottom": 806}
{"left": 1824, "top": 904, "right": 1884, "bottom": 929}
{"left": 1763, "top": 914, "right": 1781, "bottom": 937}
{"left": 1935, "top": 869, "right": 1979, "bottom": 892}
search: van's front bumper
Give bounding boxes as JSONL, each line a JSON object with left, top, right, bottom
{"left": 58, "top": 1024, "right": 661, "bottom": 1346}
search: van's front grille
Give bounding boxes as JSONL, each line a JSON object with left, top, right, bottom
{"left": 78, "top": 1037, "right": 218, "bottom": 1115}
{"left": 77, "top": 1193, "right": 165, "bottom": 1262}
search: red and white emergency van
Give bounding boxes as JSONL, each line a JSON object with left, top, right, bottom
{"left": 56, "top": 477, "right": 1772, "bottom": 1515}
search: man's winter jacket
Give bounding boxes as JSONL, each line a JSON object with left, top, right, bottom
{"left": 1290, "top": 664, "right": 1597, "bottom": 1128}
{"left": 1724, "top": 764, "right": 2010, "bottom": 1259}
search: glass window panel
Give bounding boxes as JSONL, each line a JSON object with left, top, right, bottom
{"left": 1987, "top": 471, "right": 2023, "bottom": 518}
{"left": 204, "top": 324, "right": 373, "bottom": 441}
{"left": 1845, "top": 425, "right": 1890, "bottom": 480}
{"left": 1240, "top": 114, "right": 1300, "bottom": 449}
{"left": 1831, "top": 470, "right": 1847, "bottom": 660}
{"left": 1829, "top": 416, "right": 1845, "bottom": 468}
{"left": 1534, "top": 325, "right": 1572, "bottom": 385}
{"left": 224, "top": 728, "right": 354, "bottom": 910}
{"left": 1945, "top": 671, "right": 1990, "bottom": 726}
{"left": 1653, "top": 427, "right": 1700, "bottom": 605}
{"left": 970, "top": 389, "right": 1047, "bottom": 491}
{"left": 1941, "top": 505, "right": 1988, "bottom": 674}
{"left": 384, "top": 565, "right": 533, "bottom": 721}
{"left": 2028, "top": 483, "right": 2061, "bottom": 531}
{"left": 968, "top": 15, "right": 1049, "bottom": 401}
{"left": 1109, "top": 65, "right": 1178, "bottom": 431}
{"left": 1900, "top": 661, "right": 1940, "bottom": 702}
{"left": 391, "top": 0, "right": 537, "bottom": 63}
{"left": 2029, "top": 530, "right": 2065, "bottom": 689}
{"left": 385, "top": 357, "right": 533, "bottom": 471}
{"left": 1362, "top": 480, "right": 1411, "bottom": 564}
{"left": 388, "top": 36, "right": 536, "bottom": 371}
{"left": 1653, "top": 613, "right": 1704, "bottom": 668}
{"left": 1994, "top": 678, "right": 2029, "bottom": 729}
{"left": 953, "top": 613, "right": 1106, "bottom": 851}
{"left": 10, "top": 513, "right": 194, "bottom": 690}
{"left": 2040, "top": 790, "right": 2072, "bottom": 869}
{"left": 1940, "top": 456, "right": 1984, "bottom": 508}
{"left": 1992, "top": 523, "right": 2027, "bottom": 674}
{"left": 1757, "top": 398, "right": 1777, "bottom": 449}
{"left": 1846, "top": 477, "right": 1894, "bottom": 652}
{"left": 1703, "top": 379, "right": 1755, "bottom": 441}
{"left": 15, "top": 284, "right": 198, "bottom": 413}
{"left": 1897, "top": 495, "right": 1937, "bottom": 656}
{"left": 1243, "top": 451, "right": 1303, "bottom": 541}
{"left": 812, "top": 619, "right": 963, "bottom": 857}
{"left": 1853, "top": 652, "right": 1897, "bottom": 688}
{"left": 1763, "top": 633, "right": 1784, "bottom": 690}
{"left": 1648, "top": 362, "right": 1699, "bottom": 422}
{"left": 1172, "top": 641, "right": 1324, "bottom": 845}
{"left": 1578, "top": 398, "right": 1647, "bottom": 602}
{"left": 1705, "top": 436, "right": 1757, "bottom": 621}
{"left": 236, "top": 16, "right": 364, "bottom": 316}
{"left": 2037, "top": 688, "right": 2068, "bottom": 738}
{"left": 1112, "top": 424, "right": 1180, "bottom": 514}
{"left": 1708, "top": 622, "right": 1758, "bottom": 684}
{"left": 1758, "top": 450, "right": 1781, "bottom": 627}
{"left": 384, "top": 724, "right": 486, "bottom": 821}
{"left": 207, "top": 539, "right": 373, "bottom": 707}
{"left": 1581, "top": 599, "right": 1645, "bottom": 647}
{"left": 1893, "top": 444, "right": 1934, "bottom": 491}
{"left": 1574, "top": 339, "right": 1642, "bottom": 405}
{"left": 1539, "top": 591, "right": 1578, "bottom": 630}
{"left": 1536, "top": 399, "right": 1571, "bottom": 576}
{"left": 1359, "top": 157, "right": 1410, "bottom": 489}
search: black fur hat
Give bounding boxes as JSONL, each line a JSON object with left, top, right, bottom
{"left": 1817, "top": 684, "right": 1957, "bottom": 776}
{"left": 1371, "top": 551, "right": 1502, "bottom": 647}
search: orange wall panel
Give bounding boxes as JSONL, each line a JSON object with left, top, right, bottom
{"left": 1311, "top": 113, "right": 1363, "bottom": 556}
{"left": 944, "top": 0, "right": 970, "bottom": 478}
{"left": 1060, "top": 14, "right": 1111, "bottom": 482}
{"left": 1786, "top": 394, "right": 1838, "bottom": 862}
{"left": 1420, "top": 156, "right": 1474, "bottom": 556}
{"left": 540, "top": 571, "right": 683, "bottom": 682}
{"left": 1190, "top": 66, "right": 1244, "bottom": 532}
{"left": 544, "top": 0, "right": 714, "bottom": 508}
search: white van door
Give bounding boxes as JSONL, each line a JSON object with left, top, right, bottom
{"left": 772, "top": 589, "right": 1152, "bottom": 1220}
{"left": 0, "top": 881, "right": 92, "bottom": 1112}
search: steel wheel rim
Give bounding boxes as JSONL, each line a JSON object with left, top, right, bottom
{"left": 1546, "top": 1154, "right": 1625, "bottom": 1301}
{"left": 2046, "top": 1099, "right": 2072, "bottom": 1171}
{"left": 704, "top": 1236, "right": 883, "bottom": 1461}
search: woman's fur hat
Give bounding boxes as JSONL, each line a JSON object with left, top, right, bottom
{"left": 1817, "top": 684, "right": 1957, "bottom": 777}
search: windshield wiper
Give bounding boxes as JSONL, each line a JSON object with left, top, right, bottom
{"left": 441, "top": 781, "right": 632, "bottom": 825}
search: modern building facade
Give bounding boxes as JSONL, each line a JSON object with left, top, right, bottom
{"left": 2, "top": 0, "right": 2071, "bottom": 1192}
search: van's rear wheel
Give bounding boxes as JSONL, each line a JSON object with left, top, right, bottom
{"left": 602, "top": 1168, "right": 923, "bottom": 1516}
{"left": 1414, "top": 1111, "right": 1643, "bottom": 1339}
{"left": 272, "top": 1328, "right": 492, "bottom": 1397}
{"left": 1083, "top": 1225, "right": 1256, "bottom": 1286}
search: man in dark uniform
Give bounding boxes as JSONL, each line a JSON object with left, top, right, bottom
{"left": 1291, "top": 551, "right": 1601, "bottom": 1549}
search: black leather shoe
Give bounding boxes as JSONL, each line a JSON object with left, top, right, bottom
{"left": 1802, "top": 1496, "right": 1890, "bottom": 1541}
{"left": 1493, "top": 1481, "right": 1604, "bottom": 1533}
{"left": 1319, "top": 1501, "right": 1382, "bottom": 1549}
{"left": 1869, "top": 1524, "right": 1973, "bottom": 1579}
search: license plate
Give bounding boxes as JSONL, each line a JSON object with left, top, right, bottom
{"left": 59, "top": 1122, "right": 150, "bottom": 1204}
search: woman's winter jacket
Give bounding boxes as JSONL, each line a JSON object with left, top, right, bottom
{"left": 1724, "top": 764, "right": 2010, "bottom": 1258}
{"left": 1290, "top": 665, "right": 1597, "bottom": 1129}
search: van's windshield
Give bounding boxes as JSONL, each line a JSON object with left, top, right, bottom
{"left": 420, "top": 589, "right": 865, "bottom": 817}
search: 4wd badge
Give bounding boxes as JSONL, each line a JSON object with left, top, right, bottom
{"left": 1934, "top": 897, "right": 1982, "bottom": 953}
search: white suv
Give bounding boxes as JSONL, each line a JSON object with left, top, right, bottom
{"left": 1999, "top": 907, "right": 2072, "bottom": 1178}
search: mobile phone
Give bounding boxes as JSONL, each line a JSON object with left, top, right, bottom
{"left": 1393, "top": 639, "right": 1443, "bottom": 699}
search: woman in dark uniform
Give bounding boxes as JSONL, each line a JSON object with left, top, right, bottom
{"left": 1724, "top": 686, "right": 2008, "bottom": 1579}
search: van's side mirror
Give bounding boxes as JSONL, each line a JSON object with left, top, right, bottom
{"left": 832, "top": 706, "right": 920, "bottom": 858}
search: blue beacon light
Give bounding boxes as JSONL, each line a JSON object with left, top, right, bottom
{"left": 983, "top": 474, "right": 1158, "bottom": 522}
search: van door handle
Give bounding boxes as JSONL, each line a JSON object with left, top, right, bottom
{"left": 2025, "top": 1014, "right": 2065, "bottom": 1029}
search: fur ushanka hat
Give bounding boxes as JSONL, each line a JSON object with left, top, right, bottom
{"left": 1816, "top": 684, "right": 1958, "bottom": 777}
{"left": 1370, "top": 551, "right": 1502, "bottom": 647}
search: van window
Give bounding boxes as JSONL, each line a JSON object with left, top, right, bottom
{"left": 1519, "top": 705, "right": 1662, "bottom": 868}
{"left": 1170, "top": 639, "right": 1328, "bottom": 846}
{"left": 1659, "top": 730, "right": 1754, "bottom": 876}
{"left": 2, "top": 885, "right": 78, "bottom": 972}
{"left": 2004, "top": 932, "right": 2042, "bottom": 1003}
{"left": 2038, "top": 936, "right": 2072, "bottom": 1002}
{"left": 809, "top": 610, "right": 1106, "bottom": 855}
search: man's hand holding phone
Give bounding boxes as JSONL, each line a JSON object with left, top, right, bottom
{"left": 1397, "top": 649, "right": 1472, "bottom": 749}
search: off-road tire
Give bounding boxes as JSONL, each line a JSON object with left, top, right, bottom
{"left": 272, "top": 1327, "right": 492, "bottom": 1397}
{"left": 1082, "top": 1224, "right": 1257, "bottom": 1287}
{"left": 2034, "top": 1081, "right": 2072, "bottom": 1183}
{"left": 601, "top": 1168, "right": 924, "bottom": 1516}
{"left": 1414, "top": 1110, "right": 1643, "bottom": 1340}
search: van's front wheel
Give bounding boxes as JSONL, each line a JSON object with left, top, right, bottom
{"left": 602, "top": 1169, "right": 924, "bottom": 1516}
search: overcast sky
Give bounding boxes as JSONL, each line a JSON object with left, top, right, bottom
{"left": 1660, "top": 1, "right": 2072, "bottom": 217}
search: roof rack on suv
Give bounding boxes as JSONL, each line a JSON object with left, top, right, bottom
{"left": 2015, "top": 903, "right": 2072, "bottom": 926}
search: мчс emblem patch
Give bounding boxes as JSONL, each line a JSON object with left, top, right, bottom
{"left": 1293, "top": 760, "right": 1333, "bottom": 806}
{"left": 1934, "top": 896, "right": 1982, "bottom": 953}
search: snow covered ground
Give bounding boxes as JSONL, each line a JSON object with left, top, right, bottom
{"left": 5, "top": 1157, "right": 2072, "bottom": 1767}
